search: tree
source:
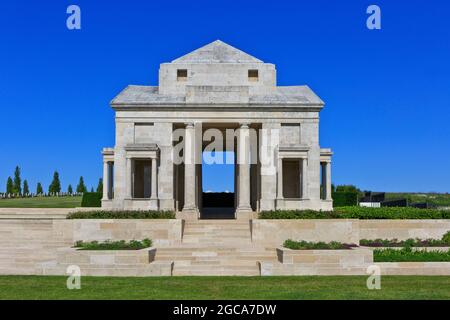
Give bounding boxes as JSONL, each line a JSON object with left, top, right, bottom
{"left": 6, "top": 177, "right": 13, "bottom": 194}
{"left": 96, "top": 178, "right": 103, "bottom": 193}
{"left": 76, "top": 176, "right": 87, "bottom": 193}
{"left": 23, "top": 180, "right": 29, "bottom": 195}
{"left": 335, "top": 185, "right": 359, "bottom": 193}
{"left": 67, "top": 184, "right": 73, "bottom": 194}
{"left": 90, "top": 187, "right": 94, "bottom": 192}
{"left": 12, "top": 166, "right": 21, "bottom": 195}
{"left": 48, "top": 171, "right": 61, "bottom": 194}
{"left": 36, "top": 182, "right": 43, "bottom": 195}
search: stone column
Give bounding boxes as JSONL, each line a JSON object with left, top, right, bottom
{"left": 236, "top": 123, "right": 252, "bottom": 214}
{"left": 126, "top": 158, "right": 132, "bottom": 198}
{"left": 301, "top": 158, "right": 308, "bottom": 199}
{"left": 151, "top": 157, "right": 157, "bottom": 200}
{"left": 326, "top": 162, "right": 332, "bottom": 200}
{"left": 182, "top": 123, "right": 198, "bottom": 216}
{"left": 102, "top": 161, "right": 109, "bottom": 200}
{"left": 277, "top": 157, "right": 283, "bottom": 199}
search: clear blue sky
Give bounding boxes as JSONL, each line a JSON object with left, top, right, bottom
{"left": 1, "top": 0, "right": 449, "bottom": 193}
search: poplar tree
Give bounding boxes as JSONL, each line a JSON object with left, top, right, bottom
{"left": 12, "top": 166, "right": 21, "bottom": 195}
{"left": 23, "top": 180, "right": 29, "bottom": 195}
{"left": 96, "top": 178, "right": 103, "bottom": 193}
{"left": 6, "top": 177, "right": 13, "bottom": 194}
{"left": 48, "top": 171, "right": 61, "bottom": 193}
{"left": 36, "top": 182, "right": 43, "bottom": 194}
{"left": 76, "top": 176, "right": 87, "bottom": 193}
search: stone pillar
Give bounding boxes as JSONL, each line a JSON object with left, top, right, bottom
{"left": 126, "top": 158, "right": 132, "bottom": 198}
{"left": 326, "top": 162, "right": 332, "bottom": 200}
{"left": 182, "top": 123, "right": 198, "bottom": 217}
{"left": 236, "top": 123, "right": 252, "bottom": 215}
{"left": 301, "top": 158, "right": 308, "bottom": 199}
{"left": 259, "top": 123, "right": 279, "bottom": 211}
{"left": 277, "top": 157, "right": 283, "bottom": 199}
{"left": 151, "top": 158, "right": 157, "bottom": 200}
{"left": 102, "top": 161, "right": 109, "bottom": 200}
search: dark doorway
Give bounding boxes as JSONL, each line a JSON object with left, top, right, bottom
{"left": 201, "top": 151, "right": 235, "bottom": 219}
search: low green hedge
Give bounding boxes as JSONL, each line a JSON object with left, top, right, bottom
{"left": 373, "top": 247, "right": 450, "bottom": 262}
{"left": 283, "top": 239, "right": 356, "bottom": 250}
{"left": 74, "top": 239, "right": 152, "bottom": 250}
{"left": 332, "top": 192, "right": 358, "bottom": 207}
{"left": 67, "top": 210, "right": 176, "bottom": 219}
{"left": 81, "top": 192, "right": 102, "bottom": 207}
{"left": 259, "top": 207, "right": 450, "bottom": 219}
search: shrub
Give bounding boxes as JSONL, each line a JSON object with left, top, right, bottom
{"left": 259, "top": 207, "right": 450, "bottom": 219}
{"left": 259, "top": 210, "right": 340, "bottom": 219}
{"left": 442, "top": 231, "right": 450, "bottom": 245}
{"left": 81, "top": 192, "right": 102, "bottom": 207}
{"left": 332, "top": 192, "right": 358, "bottom": 207}
{"left": 335, "top": 206, "right": 450, "bottom": 219}
{"left": 67, "top": 210, "right": 176, "bottom": 219}
{"left": 74, "top": 238, "right": 152, "bottom": 250}
{"left": 373, "top": 247, "right": 450, "bottom": 262}
{"left": 283, "top": 239, "right": 357, "bottom": 250}
{"left": 360, "top": 237, "right": 449, "bottom": 247}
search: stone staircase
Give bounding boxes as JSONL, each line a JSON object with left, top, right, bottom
{"left": 0, "top": 220, "right": 71, "bottom": 275}
{"left": 154, "top": 220, "right": 277, "bottom": 275}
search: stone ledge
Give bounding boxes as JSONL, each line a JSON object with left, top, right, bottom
{"left": 41, "top": 247, "right": 174, "bottom": 276}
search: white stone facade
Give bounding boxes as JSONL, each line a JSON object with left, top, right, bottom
{"left": 102, "top": 40, "right": 333, "bottom": 218}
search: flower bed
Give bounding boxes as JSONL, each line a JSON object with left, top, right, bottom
{"left": 259, "top": 207, "right": 450, "bottom": 219}
{"left": 283, "top": 239, "right": 357, "bottom": 250}
{"left": 67, "top": 210, "right": 175, "bottom": 219}
{"left": 374, "top": 247, "right": 450, "bottom": 262}
{"left": 74, "top": 239, "right": 152, "bottom": 250}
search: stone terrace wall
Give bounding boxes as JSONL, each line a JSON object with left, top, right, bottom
{"left": 251, "top": 219, "right": 360, "bottom": 246}
{"left": 53, "top": 219, "right": 183, "bottom": 247}
{"left": 359, "top": 220, "right": 450, "bottom": 240}
{"left": 252, "top": 219, "right": 450, "bottom": 247}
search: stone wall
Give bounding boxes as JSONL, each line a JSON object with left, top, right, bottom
{"left": 42, "top": 248, "right": 173, "bottom": 276}
{"left": 251, "top": 219, "right": 360, "bottom": 246}
{"left": 53, "top": 219, "right": 183, "bottom": 246}
{"left": 359, "top": 220, "right": 450, "bottom": 240}
{"left": 252, "top": 219, "right": 450, "bottom": 247}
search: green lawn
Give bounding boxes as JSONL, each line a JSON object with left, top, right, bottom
{"left": 385, "top": 192, "right": 450, "bottom": 207}
{"left": 0, "top": 196, "right": 82, "bottom": 208}
{"left": 0, "top": 276, "right": 449, "bottom": 300}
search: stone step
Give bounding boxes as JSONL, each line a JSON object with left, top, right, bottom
{"left": 173, "top": 265, "right": 260, "bottom": 276}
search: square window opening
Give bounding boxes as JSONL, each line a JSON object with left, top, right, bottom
{"left": 248, "top": 69, "right": 259, "bottom": 82}
{"left": 177, "top": 69, "right": 187, "bottom": 81}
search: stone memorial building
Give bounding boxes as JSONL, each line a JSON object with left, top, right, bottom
{"left": 102, "top": 40, "right": 333, "bottom": 219}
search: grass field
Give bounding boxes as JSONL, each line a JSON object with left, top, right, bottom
{"left": 0, "top": 276, "right": 449, "bottom": 300}
{"left": 0, "top": 196, "right": 82, "bottom": 208}
{"left": 385, "top": 192, "right": 450, "bottom": 207}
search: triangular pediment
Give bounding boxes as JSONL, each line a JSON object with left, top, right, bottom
{"left": 172, "top": 40, "right": 263, "bottom": 64}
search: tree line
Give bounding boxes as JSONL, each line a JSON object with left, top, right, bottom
{"left": 4, "top": 166, "right": 103, "bottom": 196}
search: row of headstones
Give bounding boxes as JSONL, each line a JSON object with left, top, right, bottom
{"left": 0, "top": 192, "right": 84, "bottom": 199}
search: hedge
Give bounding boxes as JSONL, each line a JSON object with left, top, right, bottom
{"left": 67, "top": 210, "right": 176, "bottom": 219}
{"left": 81, "top": 192, "right": 102, "bottom": 207}
{"left": 332, "top": 192, "right": 358, "bottom": 207}
{"left": 259, "top": 207, "right": 450, "bottom": 219}
{"left": 373, "top": 247, "right": 450, "bottom": 262}
{"left": 283, "top": 239, "right": 356, "bottom": 250}
{"left": 74, "top": 239, "right": 152, "bottom": 250}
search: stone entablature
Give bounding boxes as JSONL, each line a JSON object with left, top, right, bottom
{"left": 102, "top": 40, "right": 334, "bottom": 217}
